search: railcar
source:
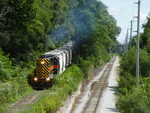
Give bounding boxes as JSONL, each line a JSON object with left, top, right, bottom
{"left": 28, "top": 41, "right": 73, "bottom": 89}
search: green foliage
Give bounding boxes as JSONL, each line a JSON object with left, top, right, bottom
{"left": 120, "top": 47, "right": 136, "bottom": 76}
{"left": 1, "top": 0, "right": 120, "bottom": 66}
{"left": 117, "top": 87, "right": 150, "bottom": 113}
{"left": 24, "top": 65, "right": 84, "bottom": 113}
{"left": 139, "top": 51, "right": 150, "bottom": 77}
{"left": 140, "top": 18, "right": 150, "bottom": 52}
{"left": 117, "top": 73, "right": 135, "bottom": 95}
{"left": 0, "top": 0, "right": 54, "bottom": 62}
{"left": 77, "top": 57, "right": 93, "bottom": 78}
{"left": 117, "top": 59, "right": 150, "bottom": 113}
{"left": 0, "top": 49, "right": 34, "bottom": 113}
{"left": 0, "top": 49, "right": 14, "bottom": 81}
{"left": 117, "top": 18, "right": 150, "bottom": 112}
{"left": 120, "top": 47, "right": 150, "bottom": 78}
{"left": 0, "top": 0, "right": 120, "bottom": 112}
{"left": 72, "top": 0, "right": 120, "bottom": 75}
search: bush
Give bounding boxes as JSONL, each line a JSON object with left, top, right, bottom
{"left": 117, "top": 47, "right": 150, "bottom": 113}
{"left": 0, "top": 50, "right": 14, "bottom": 81}
{"left": 0, "top": 49, "right": 34, "bottom": 113}
{"left": 117, "top": 72, "right": 135, "bottom": 95}
{"left": 117, "top": 87, "right": 150, "bottom": 113}
{"left": 121, "top": 47, "right": 150, "bottom": 77}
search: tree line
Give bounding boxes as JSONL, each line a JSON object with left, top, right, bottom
{"left": 0, "top": 0, "right": 120, "bottom": 65}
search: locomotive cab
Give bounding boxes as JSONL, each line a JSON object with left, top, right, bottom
{"left": 31, "top": 56, "right": 58, "bottom": 89}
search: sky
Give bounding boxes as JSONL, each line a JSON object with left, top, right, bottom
{"left": 100, "top": 0, "right": 150, "bottom": 43}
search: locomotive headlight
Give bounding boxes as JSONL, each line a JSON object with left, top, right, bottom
{"left": 41, "top": 61, "right": 45, "bottom": 64}
{"left": 34, "top": 77, "right": 38, "bottom": 81}
{"left": 46, "top": 77, "right": 50, "bottom": 81}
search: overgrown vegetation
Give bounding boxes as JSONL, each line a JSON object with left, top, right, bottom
{"left": 0, "top": 0, "right": 120, "bottom": 65}
{"left": 117, "top": 17, "right": 150, "bottom": 113}
{"left": 0, "top": 50, "right": 34, "bottom": 113}
{"left": 0, "top": 0, "right": 120, "bottom": 112}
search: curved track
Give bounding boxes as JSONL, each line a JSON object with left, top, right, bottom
{"left": 81, "top": 57, "right": 116, "bottom": 113}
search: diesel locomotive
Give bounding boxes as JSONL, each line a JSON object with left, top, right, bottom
{"left": 29, "top": 41, "right": 73, "bottom": 89}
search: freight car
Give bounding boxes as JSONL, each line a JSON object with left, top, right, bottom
{"left": 28, "top": 41, "right": 73, "bottom": 89}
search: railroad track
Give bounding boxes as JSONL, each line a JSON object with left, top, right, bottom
{"left": 81, "top": 57, "right": 116, "bottom": 113}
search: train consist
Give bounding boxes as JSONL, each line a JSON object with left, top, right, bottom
{"left": 29, "top": 41, "right": 73, "bottom": 89}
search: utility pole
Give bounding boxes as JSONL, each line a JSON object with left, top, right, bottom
{"left": 129, "top": 20, "right": 133, "bottom": 47}
{"left": 125, "top": 29, "right": 129, "bottom": 52}
{"left": 123, "top": 29, "right": 129, "bottom": 54}
{"left": 135, "top": 0, "right": 140, "bottom": 87}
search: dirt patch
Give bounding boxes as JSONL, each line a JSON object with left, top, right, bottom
{"left": 90, "top": 81, "right": 97, "bottom": 91}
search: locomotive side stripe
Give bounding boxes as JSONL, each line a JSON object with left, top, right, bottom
{"left": 49, "top": 65, "right": 58, "bottom": 71}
